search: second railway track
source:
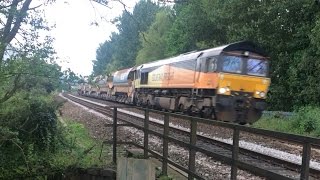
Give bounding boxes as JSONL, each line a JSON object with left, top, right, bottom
{"left": 62, "top": 93, "right": 320, "bottom": 180}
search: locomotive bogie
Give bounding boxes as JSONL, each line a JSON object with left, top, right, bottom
{"left": 216, "top": 94, "right": 266, "bottom": 124}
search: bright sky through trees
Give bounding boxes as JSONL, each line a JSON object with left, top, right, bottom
{"left": 44, "top": 0, "right": 138, "bottom": 76}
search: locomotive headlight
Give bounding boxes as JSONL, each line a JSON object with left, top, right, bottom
{"left": 256, "top": 91, "right": 266, "bottom": 98}
{"left": 218, "top": 88, "right": 226, "bottom": 94}
{"left": 218, "top": 87, "right": 230, "bottom": 94}
{"left": 259, "top": 91, "right": 266, "bottom": 98}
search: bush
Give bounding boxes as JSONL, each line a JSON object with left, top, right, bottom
{"left": 0, "top": 93, "right": 111, "bottom": 179}
{"left": 0, "top": 92, "right": 60, "bottom": 179}
{"left": 254, "top": 106, "right": 320, "bottom": 137}
{"left": 0, "top": 92, "right": 58, "bottom": 151}
{"left": 290, "top": 106, "right": 320, "bottom": 136}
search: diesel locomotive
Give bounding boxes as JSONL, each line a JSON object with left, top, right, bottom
{"left": 79, "top": 41, "right": 270, "bottom": 124}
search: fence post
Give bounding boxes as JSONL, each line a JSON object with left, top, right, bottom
{"left": 188, "top": 120, "right": 197, "bottom": 180}
{"left": 231, "top": 127, "right": 239, "bottom": 180}
{"left": 300, "top": 142, "right": 311, "bottom": 180}
{"left": 112, "top": 107, "right": 117, "bottom": 164}
{"left": 162, "top": 113, "right": 169, "bottom": 176}
{"left": 144, "top": 108, "right": 149, "bottom": 158}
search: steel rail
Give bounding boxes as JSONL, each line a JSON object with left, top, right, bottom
{"left": 63, "top": 93, "right": 320, "bottom": 180}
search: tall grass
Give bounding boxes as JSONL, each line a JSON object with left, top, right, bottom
{"left": 0, "top": 117, "right": 111, "bottom": 179}
{"left": 253, "top": 106, "right": 320, "bottom": 137}
{"left": 52, "top": 119, "right": 112, "bottom": 169}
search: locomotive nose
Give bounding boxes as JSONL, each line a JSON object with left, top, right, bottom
{"left": 235, "top": 99, "right": 245, "bottom": 108}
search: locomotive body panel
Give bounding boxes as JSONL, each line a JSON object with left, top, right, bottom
{"left": 142, "top": 64, "right": 196, "bottom": 88}
{"left": 194, "top": 72, "right": 219, "bottom": 89}
{"left": 217, "top": 73, "right": 270, "bottom": 99}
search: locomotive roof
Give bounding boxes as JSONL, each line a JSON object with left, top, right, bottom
{"left": 139, "top": 41, "right": 267, "bottom": 70}
{"left": 112, "top": 67, "right": 133, "bottom": 84}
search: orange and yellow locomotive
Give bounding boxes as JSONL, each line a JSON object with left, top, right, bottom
{"left": 79, "top": 41, "right": 270, "bottom": 124}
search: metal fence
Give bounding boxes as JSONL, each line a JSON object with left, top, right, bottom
{"left": 109, "top": 107, "right": 320, "bottom": 180}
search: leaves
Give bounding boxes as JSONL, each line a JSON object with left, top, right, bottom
{"left": 92, "top": 0, "right": 320, "bottom": 111}
{"left": 136, "top": 9, "right": 174, "bottom": 64}
{"left": 93, "top": 0, "right": 160, "bottom": 75}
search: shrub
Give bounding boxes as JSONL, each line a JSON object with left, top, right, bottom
{"left": 0, "top": 92, "right": 60, "bottom": 179}
{"left": 254, "top": 106, "right": 320, "bottom": 137}
{"left": 290, "top": 106, "right": 320, "bottom": 136}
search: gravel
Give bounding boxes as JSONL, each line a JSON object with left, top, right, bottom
{"left": 61, "top": 94, "right": 265, "bottom": 179}
{"left": 60, "top": 93, "right": 320, "bottom": 179}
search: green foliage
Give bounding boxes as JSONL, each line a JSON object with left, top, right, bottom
{"left": 253, "top": 116, "right": 293, "bottom": 133}
{"left": 51, "top": 120, "right": 110, "bottom": 169}
{"left": 0, "top": 1, "right": 103, "bottom": 179}
{"left": 60, "top": 68, "right": 81, "bottom": 91}
{"left": 136, "top": 8, "right": 174, "bottom": 64}
{"left": 166, "top": 0, "right": 224, "bottom": 56}
{"left": 93, "top": 0, "right": 160, "bottom": 75}
{"left": 93, "top": 0, "right": 320, "bottom": 112}
{"left": 290, "top": 106, "right": 320, "bottom": 136}
{"left": 199, "top": 0, "right": 320, "bottom": 111}
{"left": 0, "top": 109, "right": 111, "bottom": 179}
{"left": 254, "top": 106, "right": 320, "bottom": 137}
{"left": 0, "top": 93, "right": 58, "bottom": 179}
{"left": 0, "top": 93, "right": 58, "bottom": 150}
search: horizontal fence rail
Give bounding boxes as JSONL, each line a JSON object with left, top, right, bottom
{"left": 109, "top": 106, "right": 320, "bottom": 180}
{"left": 62, "top": 94, "right": 320, "bottom": 180}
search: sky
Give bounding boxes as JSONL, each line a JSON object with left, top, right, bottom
{"left": 44, "top": 0, "right": 138, "bottom": 76}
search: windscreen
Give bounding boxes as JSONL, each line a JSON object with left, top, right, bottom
{"left": 247, "top": 58, "right": 268, "bottom": 76}
{"left": 221, "top": 55, "right": 268, "bottom": 76}
{"left": 222, "top": 56, "right": 242, "bottom": 73}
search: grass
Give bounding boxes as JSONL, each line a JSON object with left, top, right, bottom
{"left": 0, "top": 117, "right": 112, "bottom": 180}
{"left": 253, "top": 116, "right": 293, "bottom": 133}
{"left": 253, "top": 106, "right": 320, "bottom": 138}
{"left": 51, "top": 118, "right": 112, "bottom": 169}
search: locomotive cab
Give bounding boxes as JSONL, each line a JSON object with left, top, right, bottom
{"left": 214, "top": 47, "right": 270, "bottom": 124}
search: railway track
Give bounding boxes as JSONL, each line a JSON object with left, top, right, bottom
{"left": 62, "top": 93, "right": 320, "bottom": 180}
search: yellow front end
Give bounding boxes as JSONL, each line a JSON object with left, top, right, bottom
{"left": 215, "top": 73, "right": 271, "bottom": 124}
{"left": 217, "top": 73, "right": 270, "bottom": 97}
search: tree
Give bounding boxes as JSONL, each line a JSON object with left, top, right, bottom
{"left": 165, "top": 0, "right": 226, "bottom": 56}
{"left": 0, "top": 1, "right": 64, "bottom": 178}
{"left": 93, "top": 0, "right": 160, "bottom": 75}
{"left": 93, "top": 40, "right": 114, "bottom": 76}
{"left": 202, "top": 0, "right": 320, "bottom": 110}
{"left": 0, "top": 0, "right": 56, "bottom": 103}
{"left": 136, "top": 8, "right": 174, "bottom": 64}
{"left": 60, "top": 68, "right": 80, "bottom": 91}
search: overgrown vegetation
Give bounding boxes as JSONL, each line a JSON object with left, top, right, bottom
{"left": 51, "top": 119, "right": 111, "bottom": 170}
{"left": 254, "top": 106, "right": 320, "bottom": 137}
{"left": 0, "top": 1, "right": 86, "bottom": 179}
{"left": 0, "top": 105, "right": 111, "bottom": 179}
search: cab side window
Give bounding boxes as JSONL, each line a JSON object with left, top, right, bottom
{"left": 140, "top": 72, "right": 148, "bottom": 84}
{"left": 207, "top": 57, "right": 217, "bottom": 72}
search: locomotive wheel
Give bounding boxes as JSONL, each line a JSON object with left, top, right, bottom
{"left": 178, "top": 104, "right": 184, "bottom": 112}
{"left": 146, "top": 100, "right": 152, "bottom": 108}
{"left": 201, "top": 107, "right": 213, "bottom": 119}
{"left": 186, "top": 106, "right": 193, "bottom": 116}
{"left": 211, "top": 107, "right": 217, "bottom": 120}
